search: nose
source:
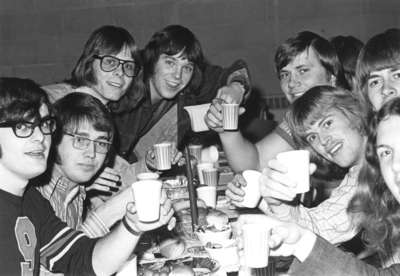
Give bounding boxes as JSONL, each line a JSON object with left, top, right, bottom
{"left": 382, "top": 81, "right": 397, "bottom": 98}
{"left": 173, "top": 66, "right": 183, "bottom": 80}
{"left": 392, "top": 152, "right": 400, "bottom": 174}
{"left": 31, "top": 126, "right": 45, "bottom": 142}
{"left": 319, "top": 133, "right": 332, "bottom": 147}
{"left": 288, "top": 73, "right": 300, "bottom": 89}
{"left": 84, "top": 141, "right": 96, "bottom": 159}
{"left": 113, "top": 63, "right": 123, "bottom": 76}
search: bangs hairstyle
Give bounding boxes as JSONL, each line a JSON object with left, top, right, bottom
{"left": 286, "top": 85, "right": 366, "bottom": 149}
{"left": 0, "top": 77, "right": 51, "bottom": 123}
{"left": 348, "top": 97, "right": 400, "bottom": 256}
{"left": 142, "top": 25, "right": 206, "bottom": 94}
{"left": 356, "top": 28, "right": 400, "bottom": 98}
{"left": 70, "top": 25, "right": 138, "bottom": 87}
{"left": 275, "top": 31, "right": 349, "bottom": 89}
{"left": 52, "top": 93, "right": 114, "bottom": 146}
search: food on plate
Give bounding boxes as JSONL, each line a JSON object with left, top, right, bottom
{"left": 205, "top": 209, "right": 229, "bottom": 231}
{"left": 169, "top": 264, "right": 195, "bottom": 276}
{"left": 159, "top": 238, "right": 186, "bottom": 259}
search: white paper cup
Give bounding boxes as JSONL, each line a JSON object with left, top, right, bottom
{"left": 153, "top": 142, "right": 172, "bottom": 170}
{"left": 188, "top": 144, "right": 203, "bottom": 162}
{"left": 276, "top": 150, "right": 310, "bottom": 193}
{"left": 197, "top": 186, "right": 217, "bottom": 208}
{"left": 132, "top": 180, "right": 162, "bottom": 222}
{"left": 183, "top": 103, "right": 211, "bottom": 132}
{"left": 201, "top": 145, "right": 219, "bottom": 163}
{"left": 137, "top": 172, "right": 159, "bottom": 181}
{"left": 205, "top": 241, "right": 239, "bottom": 267}
{"left": 240, "top": 170, "right": 262, "bottom": 208}
{"left": 202, "top": 167, "right": 219, "bottom": 186}
{"left": 242, "top": 223, "right": 270, "bottom": 268}
{"left": 222, "top": 103, "right": 239, "bottom": 130}
{"left": 197, "top": 162, "right": 214, "bottom": 184}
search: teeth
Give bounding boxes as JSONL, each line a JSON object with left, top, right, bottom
{"left": 329, "top": 143, "right": 342, "bottom": 155}
{"left": 109, "top": 82, "right": 122, "bottom": 88}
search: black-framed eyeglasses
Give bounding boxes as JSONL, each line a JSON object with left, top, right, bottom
{"left": 64, "top": 132, "right": 112, "bottom": 154}
{"left": 93, "top": 55, "right": 138, "bottom": 77}
{"left": 0, "top": 116, "right": 57, "bottom": 138}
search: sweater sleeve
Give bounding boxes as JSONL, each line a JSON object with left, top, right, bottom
{"left": 290, "top": 236, "right": 400, "bottom": 276}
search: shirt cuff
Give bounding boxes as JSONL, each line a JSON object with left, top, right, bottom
{"left": 80, "top": 211, "right": 110, "bottom": 238}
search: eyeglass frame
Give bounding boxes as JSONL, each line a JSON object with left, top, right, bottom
{"left": 93, "top": 55, "right": 138, "bottom": 77}
{"left": 63, "top": 132, "right": 112, "bottom": 154}
{"left": 0, "top": 116, "right": 57, "bottom": 138}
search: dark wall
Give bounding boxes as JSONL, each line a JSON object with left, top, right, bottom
{"left": 1, "top": 0, "right": 399, "bottom": 99}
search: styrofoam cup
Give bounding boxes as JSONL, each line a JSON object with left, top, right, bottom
{"left": 240, "top": 170, "right": 262, "bottom": 208}
{"left": 132, "top": 180, "right": 162, "bottom": 222}
{"left": 202, "top": 167, "right": 219, "bottom": 186}
{"left": 183, "top": 103, "right": 211, "bottom": 132}
{"left": 222, "top": 103, "right": 239, "bottom": 130}
{"left": 153, "top": 142, "right": 172, "bottom": 170}
{"left": 197, "top": 186, "right": 217, "bottom": 208}
{"left": 188, "top": 144, "right": 202, "bottom": 162}
{"left": 197, "top": 162, "right": 214, "bottom": 184}
{"left": 242, "top": 223, "right": 270, "bottom": 268}
{"left": 276, "top": 150, "right": 310, "bottom": 193}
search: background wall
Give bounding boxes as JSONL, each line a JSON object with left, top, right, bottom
{"left": 0, "top": 0, "right": 399, "bottom": 117}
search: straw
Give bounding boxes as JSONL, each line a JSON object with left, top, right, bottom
{"left": 184, "top": 146, "right": 199, "bottom": 230}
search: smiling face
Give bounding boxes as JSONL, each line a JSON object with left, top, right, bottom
{"left": 376, "top": 115, "right": 400, "bottom": 204}
{"left": 91, "top": 46, "right": 134, "bottom": 104}
{"left": 0, "top": 104, "right": 51, "bottom": 182}
{"left": 367, "top": 66, "right": 400, "bottom": 111}
{"left": 149, "top": 52, "right": 194, "bottom": 103}
{"left": 279, "top": 47, "right": 335, "bottom": 103}
{"left": 57, "top": 121, "right": 109, "bottom": 183}
{"left": 303, "top": 109, "right": 365, "bottom": 168}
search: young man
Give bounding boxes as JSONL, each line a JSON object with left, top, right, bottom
{"left": 0, "top": 78, "right": 173, "bottom": 275}
{"left": 36, "top": 93, "right": 139, "bottom": 238}
{"left": 228, "top": 86, "right": 366, "bottom": 244}
{"left": 207, "top": 31, "right": 348, "bottom": 173}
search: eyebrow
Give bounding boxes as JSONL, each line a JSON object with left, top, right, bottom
{"left": 73, "top": 131, "right": 109, "bottom": 141}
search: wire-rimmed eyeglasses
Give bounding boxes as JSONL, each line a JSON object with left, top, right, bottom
{"left": 0, "top": 116, "right": 56, "bottom": 138}
{"left": 93, "top": 55, "right": 138, "bottom": 77}
{"left": 64, "top": 132, "right": 112, "bottom": 154}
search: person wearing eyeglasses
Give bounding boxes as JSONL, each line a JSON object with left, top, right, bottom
{"left": 0, "top": 78, "right": 174, "bottom": 276}
{"left": 42, "top": 25, "right": 148, "bottom": 205}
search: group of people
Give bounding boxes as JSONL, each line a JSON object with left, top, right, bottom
{"left": 1, "top": 24, "right": 251, "bottom": 275}
{"left": 223, "top": 28, "right": 400, "bottom": 274}
{"left": 3, "top": 17, "right": 400, "bottom": 275}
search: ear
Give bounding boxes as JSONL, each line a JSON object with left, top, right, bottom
{"left": 329, "top": 74, "right": 337, "bottom": 86}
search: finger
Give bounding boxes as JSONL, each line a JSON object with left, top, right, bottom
{"left": 268, "top": 159, "right": 289, "bottom": 174}
{"left": 94, "top": 178, "right": 120, "bottom": 189}
{"left": 227, "top": 181, "right": 245, "bottom": 196}
{"left": 86, "top": 183, "right": 111, "bottom": 192}
{"left": 126, "top": 202, "right": 136, "bottom": 215}
{"left": 238, "top": 107, "right": 246, "bottom": 115}
{"left": 167, "top": 216, "right": 176, "bottom": 231}
{"left": 309, "top": 163, "right": 317, "bottom": 175}
{"left": 225, "top": 189, "right": 244, "bottom": 203}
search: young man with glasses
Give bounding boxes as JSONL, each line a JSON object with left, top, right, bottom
{"left": 0, "top": 78, "right": 174, "bottom": 275}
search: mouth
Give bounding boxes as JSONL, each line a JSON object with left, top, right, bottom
{"left": 78, "top": 163, "right": 96, "bottom": 171}
{"left": 25, "top": 149, "right": 46, "bottom": 159}
{"left": 327, "top": 142, "right": 343, "bottom": 157}
{"left": 291, "top": 91, "right": 305, "bottom": 99}
{"left": 165, "top": 80, "right": 181, "bottom": 89}
{"left": 107, "top": 81, "right": 123, "bottom": 88}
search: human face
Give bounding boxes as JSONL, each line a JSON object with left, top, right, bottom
{"left": 0, "top": 104, "right": 51, "bottom": 183}
{"left": 367, "top": 66, "right": 400, "bottom": 111}
{"left": 376, "top": 115, "right": 400, "bottom": 204}
{"left": 91, "top": 46, "right": 134, "bottom": 104}
{"left": 303, "top": 109, "right": 365, "bottom": 168}
{"left": 149, "top": 52, "right": 194, "bottom": 103}
{"left": 57, "top": 121, "right": 109, "bottom": 183}
{"left": 279, "top": 47, "right": 335, "bottom": 103}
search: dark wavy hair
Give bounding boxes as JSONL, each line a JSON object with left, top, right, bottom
{"left": 0, "top": 77, "right": 51, "bottom": 123}
{"left": 140, "top": 24, "right": 206, "bottom": 96}
{"left": 355, "top": 28, "right": 400, "bottom": 109}
{"left": 69, "top": 25, "right": 138, "bottom": 88}
{"left": 275, "top": 31, "right": 350, "bottom": 90}
{"left": 330, "top": 35, "right": 364, "bottom": 90}
{"left": 348, "top": 97, "right": 400, "bottom": 258}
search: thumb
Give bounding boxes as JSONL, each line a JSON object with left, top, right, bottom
{"left": 309, "top": 163, "right": 317, "bottom": 175}
{"left": 239, "top": 107, "right": 246, "bottom": 115}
